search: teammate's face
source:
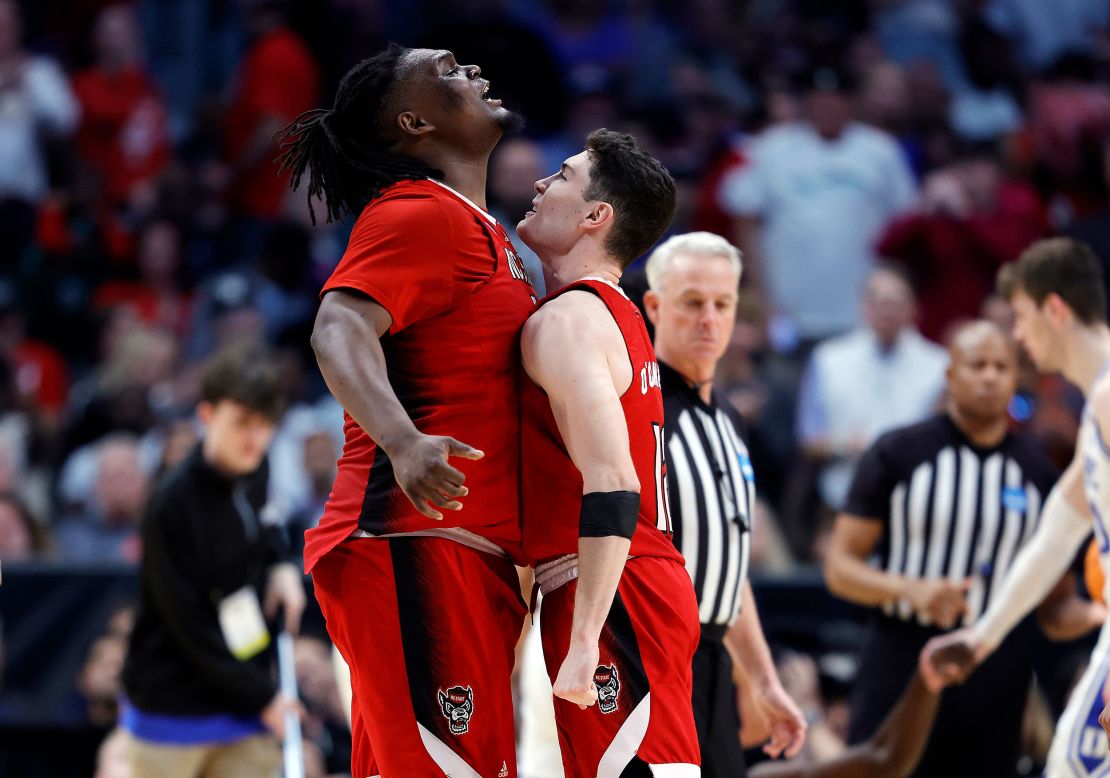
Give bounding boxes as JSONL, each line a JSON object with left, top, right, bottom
{"left": 198, "top": 400, "right": 276, "bottom": 476}
{"left": 399, "top": 49, "right": 515, "bottom": 140}
{"left": 1010, "top": 291, "right": 1059, "bottom": 372}
{"left": 947, "top": 330, "right": 1017, "bottom": 421}
{"left": 517, "top": 150, "right": 595, "bottom": 258}
{"left": 645, "top": 254, "right": 739, "bottom": 377}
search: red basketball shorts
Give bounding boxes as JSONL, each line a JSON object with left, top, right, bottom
{"left": 538, "top": 555, "right": 702, "bottom": 777}
{"left": 313, "top": 536, "right": 526, "bottom": 778}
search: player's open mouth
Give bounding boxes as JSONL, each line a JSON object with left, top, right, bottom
{"left": 481, "top": 82, "right": 502, "bottom": 106}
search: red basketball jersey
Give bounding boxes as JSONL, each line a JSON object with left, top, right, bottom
{"left": 304, "top": 179, "right": 537, "bottom": 572}
{"left": 520, "top": 278, "right": 681, "bottom": 566}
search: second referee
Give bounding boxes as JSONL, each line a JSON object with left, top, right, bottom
{"left": 825, "top": 320, "right": 1057, "bottom": 777}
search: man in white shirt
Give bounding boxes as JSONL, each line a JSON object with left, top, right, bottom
{"left": 797, "top": 265, "right": 948, "bottom": 510}
{"left": 721, "top": 67, "right": 916, "bottom": 344}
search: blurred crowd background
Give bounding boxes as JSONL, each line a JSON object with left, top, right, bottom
{"left": 2, "top": 0, "right": 1110, "bottom": 775}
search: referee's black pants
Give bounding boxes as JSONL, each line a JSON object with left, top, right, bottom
{"left": 692, "top": 623, "right": 747, "bottom": 778}
{"left": 848, "top": 613, "right": 1035, "bottom": 778}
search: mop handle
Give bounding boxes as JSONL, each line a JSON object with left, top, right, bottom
{"left": 277, "top": 631, "right": 304, "bottom": 778}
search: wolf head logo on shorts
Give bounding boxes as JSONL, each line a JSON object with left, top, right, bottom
{"left": 437, "top": 685, "right": 474, "bottom": 735}
{"left": 593, "top": 664, "right": 620, "bottom": 714}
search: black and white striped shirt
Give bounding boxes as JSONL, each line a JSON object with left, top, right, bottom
{"left": 845, "top": 414, "right": 1057, "bottom": 624}
{"left": 662, "top": 361, "right": 756, "bottom": 627}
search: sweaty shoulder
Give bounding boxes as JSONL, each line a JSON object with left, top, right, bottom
{"left": 524, "top": 290, "right": 613, "bottom": 346}
{"left": 522, "top": 290, "right": 623, "bottom": 379}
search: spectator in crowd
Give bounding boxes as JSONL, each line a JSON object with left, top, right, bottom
{"left": 298, "top": 430, "right": 337, "bottom": 520}
{"left": 55, "top": 434, "right": 149, "bottom": 564}
{"left": 0, "top": 279, "right": 69, "bottom": 430}
{"left": 92, "top": 219, "right": 193, "bottom": 338}
{"left": 71, "top": 4, "right": 170, "bottom": 207}
{"left": 1066, "top": 136, "right": 1110, "bottom": 301}
{"left": 1022, "top": 53, "right": 1110, "bottom": 222}
{"left": 877, "top": 147, "right": 1047, "bottom": 343}
{"left": 75, "top": 633, "right": 128, "bottom": 728}
{"left": 797, "top": 265, "right": 948, "bottom": 512}
{"left": 722, "top": 65, "right": 917, "bottom": 349}
{"left": 489, "top": 137, "right": 547, "bottom": 293}
{"left": 0, "top": 490, "right": 49, "bottom": 561}
{"left": 984, "top": 0, "right": 1108, "bottom": 73}
{"left": 186, "top": 271, "right": 267, "bottom": 360}
{"left": 152, "top": 416, "right": 199, "bottom": 478}
{"left": 251, "top": 222, "right": 316, "bottom": 342}
{"left": 947, "top": 12, "right": 1024, "bottom": 142}
{"left": 59, "top": 324, "right": 178, "bottom": 463}
{"left": 0, "top": 355, "right": 34, "bottom": 499}
{"left": 120, "top": 343, "right": 304, "bottom": 778}
{"left": 856, "top": 61, "right": 916, "bottom": 160}
{"left": 0, "top": 0, "right": 80, "bottom": 260}
{"left": 221, "top": 0, "right": 320, "bottom": 223}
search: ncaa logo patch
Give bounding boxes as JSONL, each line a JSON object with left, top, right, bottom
{"left": 593, "top": 664, "right": 621, "bottom": 714}
{"left": 738, "top": 451, "right": 755, "bottom": 483}
{"left": 1002, "top": 486, "right": 1028, "bottom": 513}
{"left": 438, "top": 685, "right": 474, "bottom": 735}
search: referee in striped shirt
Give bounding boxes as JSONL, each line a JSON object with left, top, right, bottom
{"left": 642, "top": 232, "right": 806, "bottom": 777}
{"left": 825, "top": 320, "right": 1057, "bottom": 777}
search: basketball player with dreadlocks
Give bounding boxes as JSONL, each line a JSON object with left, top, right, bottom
{"left": 277, "top": 45, "right": 536, "bottom": 778}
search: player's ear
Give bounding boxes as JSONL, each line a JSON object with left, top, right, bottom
{"left": 397, "top": 111, "right": 435, "bottom": 137}
{"left": 1043, "top": 292, "right": 1071, "bottom": 328}
{"left": 643, "top": 290, "right": 662, "bottom": 326}
{"left": 582, "top": 201, "right": 614, "bottom": 234}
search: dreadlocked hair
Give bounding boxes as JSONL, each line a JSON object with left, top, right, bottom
{"left": 276, "top": 43, "right": 443, "bottom": 225}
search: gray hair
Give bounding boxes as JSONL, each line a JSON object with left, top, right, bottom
{"left": 644, "top": 231, "right": 743, "bottom": 292}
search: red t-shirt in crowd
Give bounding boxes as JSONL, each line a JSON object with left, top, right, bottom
{"left": 72, "top": 66, "right": 171, "bottom": 203}
{"left": 876, "top": 181, "right": 1048, "bottom": 342}
{"left": 303, "top": 179, "right": 538, "bottom": 572}
{"left": 223, "top": 27, "right": 320, "bottom": 218}
{"left": 12, "top": 340, "right": 69, "bottom": 415}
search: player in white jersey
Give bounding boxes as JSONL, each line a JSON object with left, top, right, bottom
{"left": 920, "top": 237, "right": 1110, "bottom": 775}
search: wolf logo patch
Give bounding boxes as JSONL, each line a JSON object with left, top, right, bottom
{"left": 438, "top": 685, "right": 474, "bottom": 735}
{"left": 593, "top": 664, "right": 620, "bottom": 714}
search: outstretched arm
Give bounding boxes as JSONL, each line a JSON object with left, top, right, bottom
{"left": 751, "top": 673, "right": 939, "bottom": 778}
{"left": 522, "top": 292, "right": 639, "bottom": 709}
{"left": 920, "top": 458, "right": 1091, "bottom": 689}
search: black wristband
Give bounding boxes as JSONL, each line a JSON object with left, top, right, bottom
{"left": 579, "top": 491, "right": 640, "bottom": 540}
